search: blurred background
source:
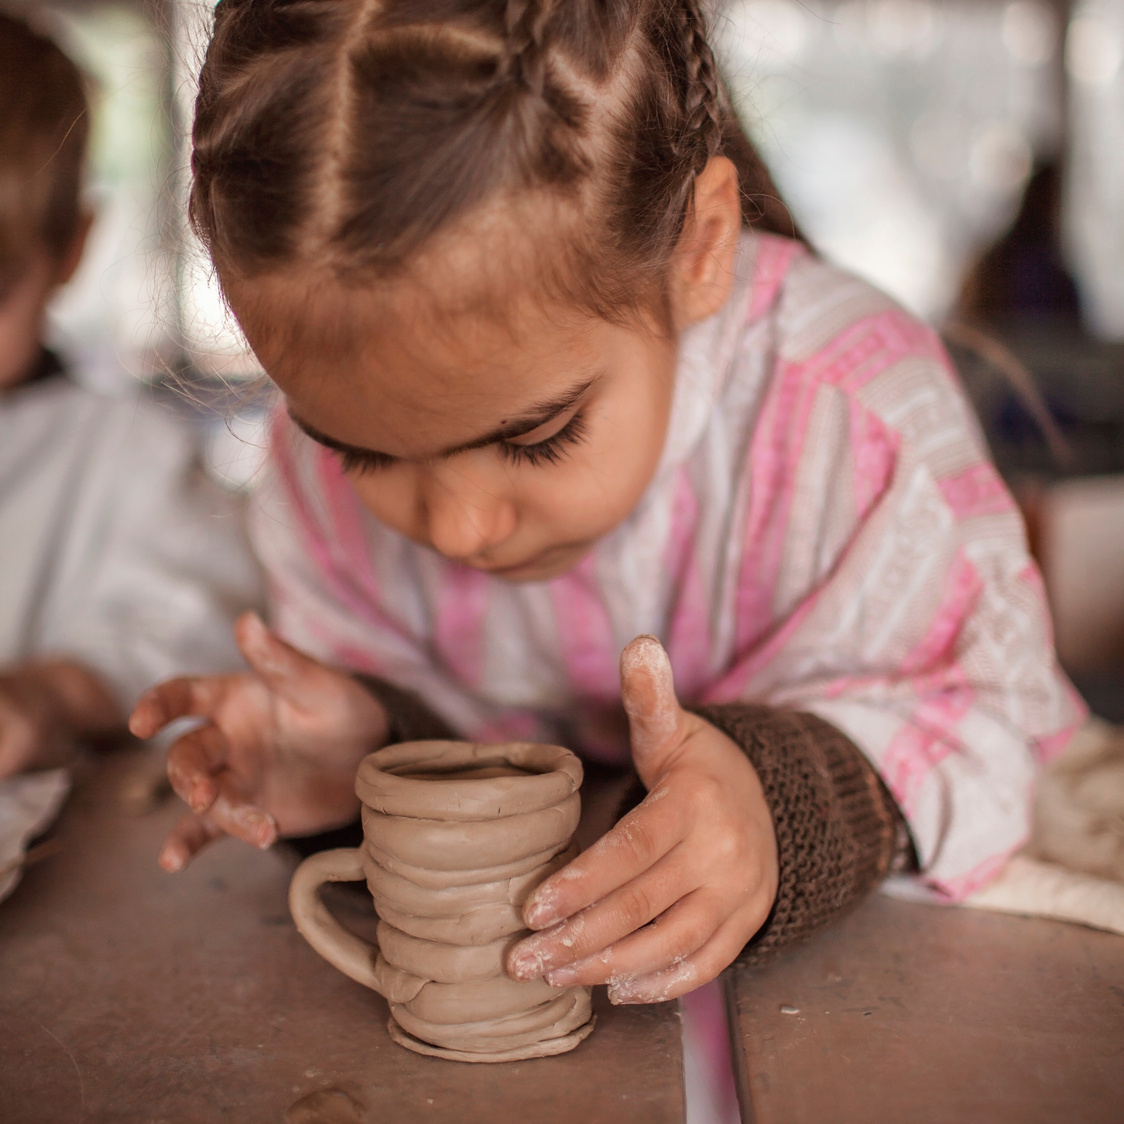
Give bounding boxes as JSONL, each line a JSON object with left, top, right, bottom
{"left": 8, "top": 0, "right": 1124, "bottom": 707}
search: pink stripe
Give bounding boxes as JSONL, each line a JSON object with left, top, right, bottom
{"left": 476, "top": 711, "right": 542, "bottom": 743}
{"left": 551, "top": 555, "right": 620, "bottom": 703}
{"left": 268, "top": 413, "right": 412, "bottom": 644}
{"left": 880, "top": 685, "right": 974, "bottom": 819}
{"left": 269, "top": 415, "right": 364, "bottom": 616}
{"left": 664, "top": 470, "right": 712, "bottom": 700}
{"left": 850, "top": 401, "right": 899, "bottom": 522}
{"left": 1035, "top": 713, "right": 1085, "bottom": 765}
{"left": 880, "top": 725, "right": 950, "bottom": 818}
{"left": 899, "top": 551, "right": 983, "bottom": 677}
{"left": 746, "top": 235, "right": 804, "bottom": 324}
{"left": 800, "top": 309, "right": 941, "bottom": 395}
{"left": 703, "top": 588, "right": 824, "bottom": 703}
{"left": 315, "top": 449, "right": 383, "bottom": 605}
{"left": 938, "top": 463, "right": 1015, "bottom": 521}
{"left": 734, "top": 361, "right": 821, "bottom": 653}
{"left": 434, "top": 564, "right": 489, "bottom": 689}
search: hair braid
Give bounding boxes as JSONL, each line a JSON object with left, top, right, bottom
{"left": 498, "top": 0, "right": 555, "bottom": 96}
{"left": 676, "top": 0, "right": 723, "bottom": 173}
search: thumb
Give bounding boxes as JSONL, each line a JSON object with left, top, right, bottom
{"left": 235, "top": 611, "right": 327, "bottom": 707}
{"left": 620, "top": 635, "right": 688, "bottom": 785}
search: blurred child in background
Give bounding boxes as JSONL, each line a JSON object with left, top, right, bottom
{"left": 0, "top": 10, "right": 261, "bottom": 781}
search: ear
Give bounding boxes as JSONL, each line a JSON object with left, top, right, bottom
{"left": 668, "top": 156, "right": 742, "bottom": 331}
{"left": 52, "top": 210, "right": 95, "bottom": 288}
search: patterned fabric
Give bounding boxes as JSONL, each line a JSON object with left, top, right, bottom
{"left": 250, "top": 233, "right": 1084, "bottom": 900}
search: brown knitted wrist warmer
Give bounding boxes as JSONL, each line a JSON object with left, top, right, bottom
{"left": 692, "top": 703, "right": 906, "bottom": 967}
{"left": 353, "top": 675, "right": 457, "bottom": 746}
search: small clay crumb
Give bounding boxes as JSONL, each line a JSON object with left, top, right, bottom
{"left": 779, "top": 1005, "right": 799, "bottom": 1015}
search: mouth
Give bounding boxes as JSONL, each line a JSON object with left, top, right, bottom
{"left": 470, "top": 545, "right": 584, "bottom": 581}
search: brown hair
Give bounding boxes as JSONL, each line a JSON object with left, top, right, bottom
{"left": 191, "top": 0, "right": 799, "bottom": 320}
{"left": 0, "top": 11, "right": 89, "bottom": 290}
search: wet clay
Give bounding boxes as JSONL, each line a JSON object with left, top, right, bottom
{"left": 289, "top": 740, "right": 595, "bottom": 1062}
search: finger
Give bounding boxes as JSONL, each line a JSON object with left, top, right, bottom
{"left": 619, "top": 636, "right": 688, "bottom": 784}
{"left": 509, "top": 843, "right": 691, "bottom": 980}
{"left": 129, "top": 677, "right": 226, "bottom": 738}
{"left": 543, "top": 888, "right": 721, "bottom": 988}
{"left": 521, "top": 786, "right": 685, "bottom": 930}
{"left": 200, "top": 782, "right": 278, "bottom": 852}
{"left": 606, "top": 914, "right": 752, "bottom": 1004}
{"left": 234, "top": 612, "right": 329, "bottom": 709}
{"left": 0, "top": 708, "right": 32, "bottom": 779}
{"left": 159, "top": 812, "right": 225, "bottom": 872}
{"left": 165, "top": 724, "right": 230, "bottom": 813}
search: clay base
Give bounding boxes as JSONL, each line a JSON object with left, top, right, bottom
{"left": 387, "top": 1014, "right": 596, "bottom": 1064}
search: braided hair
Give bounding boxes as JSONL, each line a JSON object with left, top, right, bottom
{"left": 191, "top": 0, "right": 799, "bottom": 315}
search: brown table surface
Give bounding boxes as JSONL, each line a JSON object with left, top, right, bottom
{"left": 0, "top": 750, "right": 684, "bottom": 1124}
{"left": 726, "top": 890, "right": 1124, "bottom": 1124}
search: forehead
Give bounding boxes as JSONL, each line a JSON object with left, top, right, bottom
{"left": 234, "top": 267, "right": 608, "bottom": 459}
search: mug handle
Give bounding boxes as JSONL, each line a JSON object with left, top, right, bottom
{"left": 288, "top": 847, "right": 383, "bottom": 995}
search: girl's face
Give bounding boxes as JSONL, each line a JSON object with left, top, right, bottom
{"left": 234, "top": 159, "right": 741, "bottom": 582}
{"left": 256, "top": 284, "right": 679, "bottom": 582}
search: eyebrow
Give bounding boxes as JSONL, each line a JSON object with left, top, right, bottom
{"left": 289, "top": 377, "right": 597, "bottom": 466}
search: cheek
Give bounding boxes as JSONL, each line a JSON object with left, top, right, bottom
{"left": 346, "top": 467, "right": 418, "bottom": 532}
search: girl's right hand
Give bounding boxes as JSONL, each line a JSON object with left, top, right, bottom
{"left": 129, "top": 612, "right": 389, "bottom": 872}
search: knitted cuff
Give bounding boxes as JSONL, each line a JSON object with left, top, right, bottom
{"left": 353, "top": 675, "right": 457, "bottom": 746}
{"left": 692, "top": 703, "right": 905, "bottom": 967}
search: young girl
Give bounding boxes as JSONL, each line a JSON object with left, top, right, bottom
{"left": 131, "top": 0, "right": 1082, "bottom": 1008}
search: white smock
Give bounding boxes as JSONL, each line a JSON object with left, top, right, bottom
{"left": 0, "top": 359, "right": 262, "bottom": 900}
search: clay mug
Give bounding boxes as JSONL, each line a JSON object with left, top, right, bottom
{"left": 288, "top": 740, "right": 595, "bottom": 1062}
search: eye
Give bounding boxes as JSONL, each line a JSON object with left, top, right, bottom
{"left": 500, "top": 411, "right": 588, "bottom": 468}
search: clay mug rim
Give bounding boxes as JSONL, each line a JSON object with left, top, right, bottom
{"left": 355, "top": 740, "right": 582, "bottom": 821}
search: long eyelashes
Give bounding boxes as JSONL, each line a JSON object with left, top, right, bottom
{"left": 499, "top": 411, "right": 588, "bottom": 468}
{"left": 337, "top": 448, "right": 397, "bottom": 476}
{"left": 338, "top": 411, "right": 589, "bottom": 475}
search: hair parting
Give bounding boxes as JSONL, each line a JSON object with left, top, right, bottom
{"left": 190, "top": 0, "right": 801, "bottom": 323}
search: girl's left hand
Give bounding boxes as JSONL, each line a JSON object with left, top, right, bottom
{"left": 506, "top": 635, "right": 778, "bottom": 1004}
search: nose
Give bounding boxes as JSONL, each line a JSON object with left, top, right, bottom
{"left": 421, "top": 465, "right": 517, "bottom": 562}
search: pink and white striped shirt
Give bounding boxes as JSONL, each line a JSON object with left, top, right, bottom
{"left": 251, "top": 233, "right": 1084, "bottom": 900}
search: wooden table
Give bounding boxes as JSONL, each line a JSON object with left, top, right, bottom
{"left": 726, "top": 891, "right": 1124, "bottom": 1123}
{"left": 0, "top": 750, "right": 684, "bottom": 1124}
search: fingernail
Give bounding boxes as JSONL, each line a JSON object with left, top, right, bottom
{"left": 160, "top": 848, "right": 185, "bottom": 873}
{"left": 190, "top": 785, "right": 209, "bottom": 814}
{"left": 524, "top": 890, "right": 558, "bottom": 929}
{"left": 607, "top": 982, "right": 637, "bottom": 1005}
{"left": 545, "top": 967, "right": 579, "bottom": 987}
{"left": 240, "top": 810, "right": 277, "bottom": 848}
{"left": 509, "top": 949, "right": 547, "bottom": 981}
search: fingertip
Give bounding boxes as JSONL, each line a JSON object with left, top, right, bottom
{"left": 507, "top": 943, "right": 547, "bottom": 982}
{"left": 523, "top": 885, "right": 561, "bottom": 930}
{"left": 620, "top": 635, "right": 668, "bottom": 674}
{"left": 234, "top": 610, "right": 268, "bottom": 658}
{"left": 159, "top": 844, "right": 186, "bottom": 873}
{"left": 256, "top": 815, "right": 279, "bottom": 850}
{"left": 234, "top": 805, "right": 278, "bottom": 850}
{"left": 189, "top": 780, "right": 215, "bottom": 816}
{"left": 128, "top": 698, "right": 159, "bottom": 739}
{"left": 235, "top": 609, "right": 266, "bottom": 639}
